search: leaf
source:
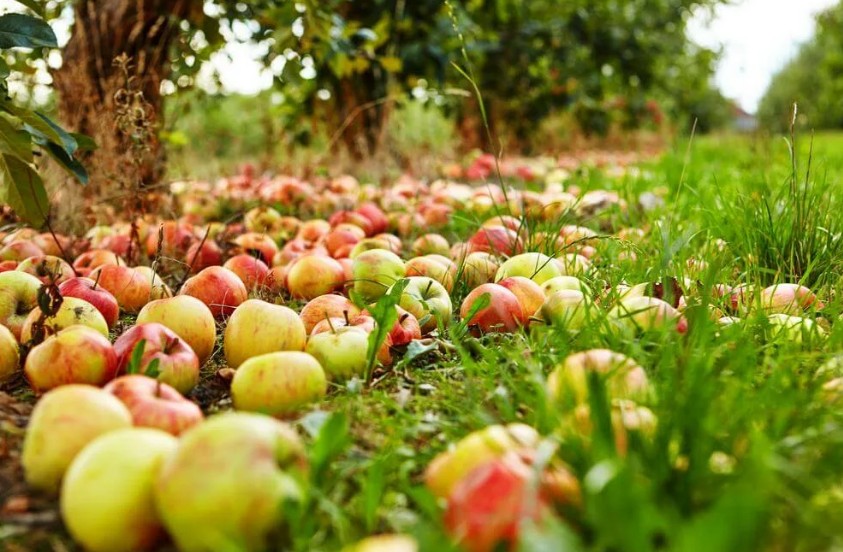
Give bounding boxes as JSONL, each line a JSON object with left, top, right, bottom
{"left": 0, "top": 13, "right": 57, "bottom": 49}
{"left": 0, "top": 153, "right": 47, "bottom": 226}
{"left": 31, "top": 111, "right": 77, "bottom": 154}
{"left": 309, "top": 412, "right": 350, "bottom": 480}
{"left": 0, "top": 114, "right": 32, "bottom": 161}
{"left": 4, "top": 104, "right": 68, "bottom": 152}
{"left": 380, "top": 55, "right": 403, "bottom": 73}
{"left": 70, "top": 133, "right": 97, "bottom": 152}
{"left": 43, "top": 141, "right": 88, "bottom": 184}
{"left": 126, "top": 339, "right": 147, "bottom": 375}
{"left": 395, "top": 339, "right": 439, "bottom": 370}
{"left": 365, "top": 278, "right": 409, "bottom": 381}
{"left": 144, "top": 358, "right": 161, "bottom": 379}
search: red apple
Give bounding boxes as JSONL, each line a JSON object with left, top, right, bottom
{"left": 113, "top": 323, "right": 200, "bottom": 393}
{"left": 223, "top": 254, "right": 270, "bottom": 291}
{"left": 230, "top": 232, "right": 278, "bottom": 265}
{"left": 59, "top": 277, "right": 120, "bottom": 328}
{"left": 105, "top": 375, "right": 203, "bottom": 436}
{"left": 179, "top": 266, "right": 248, "bottom": 319}
{"left": 72, "top": 249, "right": 124, "bottom": 277}
{"left": 88, "top": 265, "right": 153, "bottom": 314}
{"left": 17, "top": 255, "right": 75, "bottom": 285}
{"left": 467, "top": 226, "right": 523, "bottom": 256}
{"left": 184, "top": 239, "right": 223, "bottom": 273}
{"left": 389, "top": 307, "right": 422, "bottom": 346}
{"left": 460, "top": 283, "right": 524, "bottom": 334}
{"left": 299, "top": 294, "right": 361, "bottom": 334}
{"left": 497, "top": 276, "right": 545, "bottom": 324}
{"left": 285, "top": 254, "right": 346, "bottom": 300}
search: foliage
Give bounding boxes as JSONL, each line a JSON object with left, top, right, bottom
{"left": 0, "top": 7, "right": 88, "bottom": 226}
{"left": 758, "top": 1, "right": 843, "bottom": 132}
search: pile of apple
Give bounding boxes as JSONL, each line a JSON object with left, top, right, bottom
{"left": 0, "top": 166, "right": 832, "bottom": 551}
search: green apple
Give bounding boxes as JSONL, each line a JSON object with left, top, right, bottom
{"left": 155, "top": 412, "right": 307, "bottom": 552}
{"left": 20, "top": 296, "right": 109, "bottom": 342}
{"left": 540, "top": 276, "right": 591, "bottom": 297}
{"left": 608, "top": 296, "right": 684, "bottom": 334}
{"left": 767, "top": 313, "right": 825, "bottom": 345}
{"left": 231, "top": 352, "right": 327, "bottom": 417}
{"left": 343, "top": 535, "right": 418, "bottom": 552}
{"left": 397, "top": 276, "right": 452, "bottom": 333}
{"left": 539, "top": 290, "right": 592, "bottom": 330}
{"left": 61, "top": 428, "right": 178, "bottom": 552}
{"left": 495, "top": 252, "right": 562, "bottom": 285}
{"left": 22, "top": 385, "right": 132, "bottom": 494}
{"left": 137, "top": 295, "right": 217, "bottom": 365}
{"left": 0, "top": 323, "right": 19, "bottom": 382}
{"left": 424, "top": 423, "right": 539, "bottom": 499}
{"left": 224, "top": 299, "right": 306, "bottom": 368}
{"left": 0, "top": 270, "right": 41, "bottom": 340}
{"left": 351, "top": 249, "right": 406, "bottom": 303}
{"left": 305, "top": 326, "right": 369, "bottom": 380}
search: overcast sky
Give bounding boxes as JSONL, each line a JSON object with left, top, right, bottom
{"left": 687, "top": 0, "right": 837, "bottom": 112}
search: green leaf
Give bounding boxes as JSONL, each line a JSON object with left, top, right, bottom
{"left": 365, "top": 278, "right": 409, "bottom": 382}
{"left": 144, "top": 358, "right": 161, "bottom": 379}
{"left": 309, "top": 412, "right": 350, "bottom": 481}
{"left": 126, "top": 339, "right": 147, "bottom": 375}
{"left": 43, "top": 141, "right": 88, "bottom": 184}
{"left": 4, "top": 104, "right": 67, "bottom": 151}
{"left": 0, "top": 153, "right": 47, "bottom": 226}
{"left": 26, "top": 111, "right": 77, "bottom": 154}
{"left": 0, "top": 114, "right": 33, "bottom": 161}
{"left": 0, "top": 13, "right": 57, "bottom": 49}
{"left": 70, "top": 133, "right": 97, "bottom": 152}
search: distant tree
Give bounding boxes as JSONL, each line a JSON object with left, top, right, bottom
{"left": 759, "top": 2, "right": 843, "bottom": 132}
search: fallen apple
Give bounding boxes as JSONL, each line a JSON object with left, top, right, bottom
{"left": 25, "top": 325, "right": 118, "bottom": 391}
{"left": 231, "top": 351, "right": 327, "bottom": 417}
{"left": 224, "top": 299, "right": 306, "bottom": 368}
{"left": 105, "top": 374, "right": 204, "bottom": 436}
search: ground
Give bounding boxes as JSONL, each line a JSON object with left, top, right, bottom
{"left": 3, "top": 133, "right": 843, "bottom": 551}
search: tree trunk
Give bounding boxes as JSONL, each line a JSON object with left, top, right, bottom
{"left": 51, "top": 0, "right": 193, "bottom": 209}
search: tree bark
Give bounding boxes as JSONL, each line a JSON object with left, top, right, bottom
{"left": 51, "top": 0, "right": 193, "bottom": 207}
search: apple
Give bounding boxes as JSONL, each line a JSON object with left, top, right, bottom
{"left": 467, "top": 226, "right": 522, "bottom": 256}
{"left": 244, "top": 206, "right": 283, "bottom": 233}
{"left": 299, "top": 294, "right": 361, "bottom": 334}
{"left": 145, "top": 220, "right": 194, "bottom": 258}
{"left": 324, "top": 227, "right": 364, "bottom": 258}
{"left": 570, "top": 399, "right": 657, "bottom": 456}
{"left": 539, "top": 290, "right": 592, "bottom": 330}
{"left": 154, "top": 412, "right": 308, "bottom": 552}
{"left": 406, "top": 255, "right": 457, "bottom": 292}
{"left": 460, "top": 283, "right": 524, "bottom": 334}
{"left": 554, "top": 253, "right": 591, "bottom": 276}
{"left": 497, "top": 276, "right": 545, "bottom": 324}
{"left": 348, "top": 237, "right": 393, "bottom": 259}
{"left": 397, "top": 276, "right": 452, "bottom": 333}
{"left": 0, "top": 324, "right": 19, "bottom": 382}
{"left": 33, "top": 232, "right": 73, "bottom": 258}
{"left": 136, "top": 295, "right": 217, "bottom": 365}
{"left": 411, "top": 234, "right": 450, "bottom": 257}
{"left": 22, "top": 384, "right": 132, "bottom": 494}
{"left": 0, "top": 239, "right": 43, "bottom": 261}
{"left": 134, "top": 266, "right": 173, "bottom": 301}
{"left": 113, "top": 323, "right": 200, "bottom": 393}
{"left": 179, "top": 266, "right": 248, "bottom": 319}
{"left": 20, "top": 296, "right": 109, "bottom": 342}
{"left": 343, "top": 535, "right": 418, "bottom": 552}
{"left": 540, "top": 276, "right": 591, "bottom": 297}
{"left": 184, "top": 239, "right": 223, "bottom": 273}
{"left": 424, "top": 423, "right": 539, "bottom": 499}
{"left": 231, "top": 351, "right": 327, "bottom": 417}
{"left": 105, "top": 375, "right": 203, "bottom": 435}
{"left": 285, "top": 254, "right": 346, "bottom": 300}
{"left": 224, "top": 254, "right": 270, "bottom": 291}
{"left": 224, "top": 299, "right": 306, "bottom": 368}
{"left": 230, "top": 232, "right": 279, "bottom": 265}
{"left": 17, "top": 255, "right": 75, "bottom": 285}
{"left": 389, "top": 306, "right": 422, "bottom": 346}
{"left": 72, "top": 249, "right": 124, "bottom": 276}
{"left": 25, "top": 325, "right": 118, "bottom": 391}
{"left": 759, "top": 283, "right": 819, "bottom": 315}
{"left": 61, "top": 428, "right": 178, "bottom": 552}
{"left": 356, "top": 202, "right": 389, "bottom": 234}
{"left": 0, "top": 270, "right": 41, "bottom": 339}
{"left": 351, "top": 249, "right": 406, "bottom": 303}
{"left": 547, "top": 349, "right": 650, "bottom": 407}
{"left": 766, "top": 313, "right": 825, "bottom": 344}
{"left": 495, "top": 252, "right": 562, "bottom": 285}
{"left": 296, "top": 219, "right": 332, "bottom": 243}
{"left": 58, "top": 277, "right": 120, "bottom": 328}
{"left": 88, "top": 265, "right": 153, "bottom": 313}
{"left": 329, "top": 210, "right": 374, "bottom": 236}
{"left": 608, "top": 296, "right": 685, "bottom": 334}
{"left": 306, "top": 326, "right": 370, "bottom": 380}
{"left": 459, "top": 252, "right": 499, "bottom": 289}
{"left": 444, "top": 453, "right": 548, "bottom": 552}
{"left": 310, "top": 316, "right": 348, "bottom": 335}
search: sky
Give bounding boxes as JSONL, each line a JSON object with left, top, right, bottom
{"left": 687, "top": 0, "right": 837, "bottom": 112}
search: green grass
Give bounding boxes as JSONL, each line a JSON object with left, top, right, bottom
{"left": 273, "top": 132, "right": 843, "bottom": 551}
{"left": 7, "top": 132, "right": 843, "bottom": 552}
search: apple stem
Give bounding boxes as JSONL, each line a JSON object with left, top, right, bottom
{"left": 399, "top": 313, "right": 409, "bottom": 324}
{"left": 155, "top": 379, "right": 162, "bottom": 398}
{"left": 425, "top": 279, "right": 433, "bottom": 296}
{"left": 326, "top": 315, "right": 337, "bottom": 334}
{"left": 343, "top": 309, "right": 350, "bottom": 325}
{"left": 92, "top": 269, "right": 102, "bottom": 290}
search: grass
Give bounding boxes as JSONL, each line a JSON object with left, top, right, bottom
{"left": 6, "top": 131, "right": 843, "bottom": 552}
